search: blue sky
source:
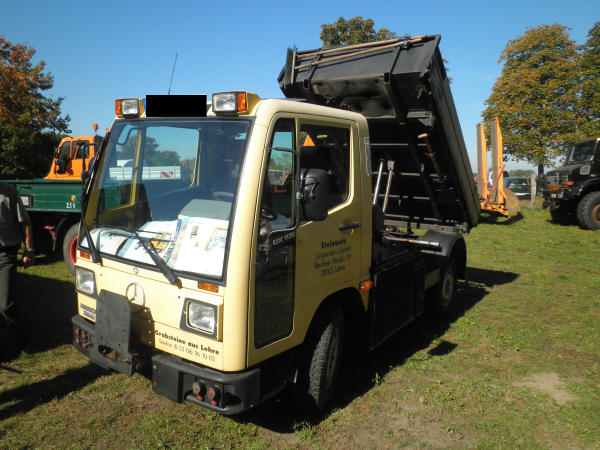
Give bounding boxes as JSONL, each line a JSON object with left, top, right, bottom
{"left": 2, "top": 0, "right": 598, "bottom": 171}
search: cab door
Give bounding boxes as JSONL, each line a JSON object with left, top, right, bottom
{"left": 250, "top": 116, "right": 362, "bottom": 361}
{"left": 69, "top": 140, "right": 89, "bottom": 177}
{"left": 252, "top": 118, "right": 297, "bottom": 349}
{"left": 294, "top": 119, "right": 362, "bottom": 327}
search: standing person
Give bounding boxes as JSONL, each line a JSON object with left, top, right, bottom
{"left": 0, "top": 181, "right": 34, "bottom": 361}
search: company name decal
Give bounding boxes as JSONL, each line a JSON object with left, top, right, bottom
{"left": 321, "top": 238, "right": 347, "bottom": 249}
{"left": 314, "top": 239, "right": 352, "bottom": 277}
{"left": 154, "top": 329, "right": 220, "bottom": 362}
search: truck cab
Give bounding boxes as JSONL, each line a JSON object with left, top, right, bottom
{"left": 46, "top": 135, "right": 102, "bottom": 180}
{"left": 73, "top": 92, "right": 378, "bottom": 412}
{"left": 542, "top": 139, "right": 600, "bottom": 229}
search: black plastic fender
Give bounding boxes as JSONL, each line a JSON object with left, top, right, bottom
{"left": 420, "top": 230, "right": 466, "bottom": 280}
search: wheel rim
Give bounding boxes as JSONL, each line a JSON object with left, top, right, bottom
{"left": 592, "top": 203, "right": 600, "bottom": 225}
{"left": 68, "top": 235, "right": 78, "bottom": 265}
{"left": 325, "top": 326, "right": 341, "bottom": 388}
{"left": 441, "top": 266, "right": 456, "bottom": 306}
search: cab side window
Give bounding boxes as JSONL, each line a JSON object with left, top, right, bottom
{"left": 263, "top": 118, "right": 295, "bottom": 231}
{"left": 73, "top": 143, "right": 87, "bottom": 159}
{"left": 299, "top": 124, "right": 350, "bottom": 209}
{"left": 55, "top": 141, "right": 71, "bottom": 173}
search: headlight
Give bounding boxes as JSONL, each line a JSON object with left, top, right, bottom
{"left": 187, "top": 300, "right": 216, "bottom": 335}
{"left": 212, "top": 92, "right": 238, "bottom": 112}
{"left": 76, "top": 267, "right": 96, "bottom": 295}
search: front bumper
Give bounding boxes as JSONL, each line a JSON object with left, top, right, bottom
{"left": 72, "top": 293, "right": 291, "bottom": 415}
{"left": 542, "top": 188, "right": 578, "bottom": 210}
{"left": 152, "top": 353, "right": 268, "bottom": 415}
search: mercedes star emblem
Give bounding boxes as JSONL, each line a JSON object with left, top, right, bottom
{"left": 126, "top": 282, "right": 145, "bottom": 306}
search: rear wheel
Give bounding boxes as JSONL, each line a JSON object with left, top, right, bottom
{"left": 426, "top": 258, "right": 458, "bottom": 317}
{"left": 62, "top": 223, "right": 79, "bottom": 275}
{"left": 576, "top": 192, "right": 600, "bottom": 230}
{"left": 293, "top": 306, "right": 344, "bottom": 413}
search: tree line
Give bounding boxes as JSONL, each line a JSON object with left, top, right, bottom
{"left": 0, "top": 36, "right": 69, "bottom": 178}
{"left": 1, "top": 20, "right": 598, "bottom": 178}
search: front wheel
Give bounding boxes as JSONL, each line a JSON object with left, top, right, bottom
{"left": 62, "top": 223, "right": 79, "bottom": 276}
{"left": 426, "top": 258, "right": 458, "bottom": 317}
{"left": 293, "top": 306, "right": 345, "bottom": 413}
{"left": 576, "top": 192, "right": 600, "bottom": 230}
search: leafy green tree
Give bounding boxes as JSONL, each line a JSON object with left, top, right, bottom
{"left": 146, "top": 150, "right": 180, "bottom": 166}
{"left": 116, "top": 135, "right": 180, "bottom": 166}
{"left": 482, "top": 25, "right": 579, "bottom": 175}
{"left": 578, "top": 21, "right": 600, "bottom": 137}
{"left": 509, "top": 169, "right": 535, "bottom": 177}
{"left": 0, "top": 36, "right": 70, "bottom": 178}
{"left": 320, "top": 16, "right": 398, "bottom": 47}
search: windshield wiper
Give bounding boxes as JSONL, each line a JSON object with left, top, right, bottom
{"left": 133, "top": 231, "right": 180, "bottom": 286}
{"left": 80, "top": 218, "right": 101, "bottom": 263}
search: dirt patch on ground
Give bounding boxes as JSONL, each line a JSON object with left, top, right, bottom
{"left": 515, "top": 372, "right": 578, "bottom": 405}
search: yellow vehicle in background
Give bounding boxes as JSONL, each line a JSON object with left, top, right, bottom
{"left": 72, "top": 36, "right": 479, "bottom": 414}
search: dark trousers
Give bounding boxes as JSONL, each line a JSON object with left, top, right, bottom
{"left": 0, "top": 246, "right": 27, "bottom": 361}
{"left": 0, "top": 246, "right": 19, "bottom": 313}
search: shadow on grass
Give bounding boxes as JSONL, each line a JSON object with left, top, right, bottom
{"left": 14, "top": 271, "right": 77, "bottom": 354}
{"left": 479, "top": 212, "right": 524, "bottom": 225}
{"left": 546, "top": 215, "right": 579, "bottom": 227}
{"left": 236, "top": 266, "right": 519, "bottom": 432}
{"left": 0, "top": 364, "right": 106, "bottom": 420}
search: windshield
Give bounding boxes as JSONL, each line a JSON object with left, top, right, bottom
{"left": 81, "top": 118, "right": 251, "bottom": 279}
{"left": 569, "top": 142, "right": 596, "bottom": 163}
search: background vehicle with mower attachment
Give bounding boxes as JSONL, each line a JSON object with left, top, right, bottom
{"left": 542, "top": 139, "right": 600, "bottom": 229}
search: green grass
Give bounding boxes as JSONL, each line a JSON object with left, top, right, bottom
{"left": 1, "top": 202, "right": 599, "bottom": 448}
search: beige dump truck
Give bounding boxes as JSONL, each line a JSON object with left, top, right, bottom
{"left": 72, "top": 35, "right": 479, "bottom": 414}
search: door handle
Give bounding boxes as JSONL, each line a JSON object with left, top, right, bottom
{"left": 339, "top": 221, "right": 361, "bottom": 231}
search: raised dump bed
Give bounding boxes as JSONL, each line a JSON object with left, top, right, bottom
{"left": 279, "top": 35, "right": 479, "bottom": 233}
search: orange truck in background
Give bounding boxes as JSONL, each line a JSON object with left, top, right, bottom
{"left": 5, "top": 128, "right": 104, "bottom": 274}
{"left": 46, "top": 132, "right": 102, "bottom": 181}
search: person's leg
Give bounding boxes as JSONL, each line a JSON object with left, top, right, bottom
{"left": 0, "top": 248, "right": 18, "bottom": 315}
{"left": 0, "top": 248, "right": 20, "bottom": 361}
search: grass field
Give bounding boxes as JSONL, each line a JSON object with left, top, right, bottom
{"left": 1, "top": 202, "right": 599, "bottom": 448}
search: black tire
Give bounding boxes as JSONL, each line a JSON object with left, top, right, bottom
{"left": 426, "top": 258, "right": 458, "bottom": 317}
{"left": 293, "top": 306, "right": 345, "bottom": 413}
{"left": 62, "top": 223, "right": 79, "bottom": 275}
{"left": 576, "top": 192, "right": 600, "bottom": 230}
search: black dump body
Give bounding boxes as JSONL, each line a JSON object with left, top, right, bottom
{"left": 278, "top": 35, "right": 479, "bottom": 233}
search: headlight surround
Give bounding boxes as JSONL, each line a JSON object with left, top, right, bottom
{"left": 187, "top": 300, "right": 217, "bottom": 335}
{"left": 76, "top": 267, "right": 96, "bottom": 295}
{"left": 115, "top": 98, "right": 141, "bottom": 117}
{"left": 580, "top": 164, "right": 591, "bottom": 175}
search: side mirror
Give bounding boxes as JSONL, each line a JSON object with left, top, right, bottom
{"left": 301, "top": 168, "right": 329, "bottom": 221}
